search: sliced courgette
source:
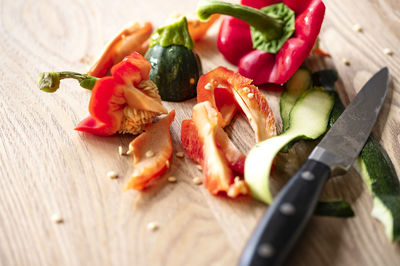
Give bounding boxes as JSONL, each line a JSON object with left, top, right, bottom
{"left": 330, "top": 92, "right": 400, "bottom": 241}
{"left": 315, "top": 201, "right": 355, "bottom": 217}
{"left": 245, "top": 88, "right": 334, "bottom": 204}
{"left": 280, "top": 67, "right": 312, "bottom": 132}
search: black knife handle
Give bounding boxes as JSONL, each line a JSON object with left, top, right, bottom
{"left": 239, "top": 159, "right": 331, "bottom": 266}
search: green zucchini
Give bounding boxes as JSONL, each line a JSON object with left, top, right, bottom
{"left": 315, "top": 201, "right": 354, "bottom": 217}
{"left": 145, "top": 17, "right": 201, "bottom": 102}
{"left": 312, "top": 69, "right": 338, "bottom": 91}
{"left": 280, "top": 67, "right": 312, "bottom": 132}
{"left": 245, "top": 88, "right": 334, "bottom": 204}
{"left": 330, "top": 92, "right": 400, "bottom": 241}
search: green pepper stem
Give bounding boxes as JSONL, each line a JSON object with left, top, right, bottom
{"left": 197, "top": 0, "right": 283, "bottom": 41}
{"left": 38, "top": 71, "right": 99, "bottom": 93}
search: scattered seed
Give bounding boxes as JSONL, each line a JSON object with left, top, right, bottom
{"left": 147, "top": 222, "right": 159, "bottom": 231}
{"left": 243, "top": 87, "right": 250, "bottom": 93}
{"left": 205, "top": 83, "right": 213, "bottom": 90}
{"left": 190, "top": 78, "right": 196, "bottom": 85}
{"left": 107, "top": 171, "right": 118, "bottom": 179}
{"left": 196, "top": 164, "right": 203, "bottom": 171}
{"left": 383, "top": 48, "right": 393, "bottom": 56}
{"left": 168, "top": 176, "right": 177, "bottom": 183}
{"left": 166, "top": 160, "right": 170, "bottom": 168}
{"left": 126, "top": 145, "right": 134, "bottom": 155}
{"left": 145, "top": 150, "right": 155, "bottom": 158}
{"left": 118, "top": 146, "right": 125, "bottom": 156}
{"left": 342, "top": 58, "right": 350, "bottom": 66}
{"left": 352, "top": 24, "right": 363, "bottom": 32}
{"left": 176, "top": 152, "right": 185, "bottom": 158}
{"left": 247, "top": 92, "right": 254, "bottom": 99}
{"left": 193, "top": 177, "right": 203, "bottom": 185}
{"left": 51, "top": 213, "right": 63, "bottom": 224}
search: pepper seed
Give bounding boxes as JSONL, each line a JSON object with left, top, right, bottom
{"left": 168, "top": 176, "right": 177, "bottom": 183}
{"left": 118, "top": 146, "right": 125, "bottom": 156}
{"left": 147, "top": 222, "right": 159, "bottom": 231}
{"left": 51, "top": 213, "right": 63, "bottom": 224}
{"left": 193, "top": 177, "right": 203, "bottom": 185}
{"left": 383, "top": 48, "right": 393, "bottom": 56}
{"left": 145, "top": 150, "right": 155, "bottom": 158}
{"left": 247, "top": 93, "right": 254, "bottom": 99}
{"left": 352, "top": 24, "right": 363, "bottom": 32}
{"left": 107, "top": 171, "right": 118, "bottom": 179}
{"left": 176, "top": 152, "right": 185, "bottom": 158}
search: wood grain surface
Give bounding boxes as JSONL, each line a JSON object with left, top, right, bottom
{"left": 1, "top": 0, "right": 400, "bottom": 265}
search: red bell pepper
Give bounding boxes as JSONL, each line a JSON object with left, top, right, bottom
{"left": 181, "top": 66, "right": 277, "bottom": 198}
{"left": 196, "top": 66, "right": 276, "bottom": 142}
{"left": 38, "top": 52, "right": 168, "bottom": 136}
{"left": 197, "top": 0, "right": 325, "bottom": 85}
{"left": 125, "top": 110, "right": 175, "bottom": 190}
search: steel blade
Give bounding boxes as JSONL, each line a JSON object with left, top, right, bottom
{"left": 309, "top": 67, "right": 389, "bottom": 174}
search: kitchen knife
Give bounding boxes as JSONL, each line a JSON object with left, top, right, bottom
{"left": 239, "top": 67, "right": 390, "bottom": 266}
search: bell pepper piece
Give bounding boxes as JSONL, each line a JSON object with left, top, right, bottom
{"left": 88, "top": 21, "right": 153, "bottom": 78}
{"left": 230, "top": 73, "right": 277, "bottom": 142}
{"left": 191, "top": 102, "right": 248, "bottom": 196}
{"left": 197, "top": 66, "right": 240, "bottom": 126}
{"left": 124, "top": 110, "right": 175, "bottom": 190}
{"left": 197, "top": 66, "right": 277, "bottom": 142}
{"left": 76, "top": 52, "right": 167, "bottom": 136}
{"left": 197, "top": 0, "right": 325, "bottom": 85}
{"left": 188, "top": 14, "right": 221, "bottom": 42}
{"left": 181, "top": 119, "right": 246, "bottom": 175}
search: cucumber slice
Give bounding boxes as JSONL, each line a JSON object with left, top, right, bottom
{"left": 281, "top": 68, "right": 312, "bottom": 132}
{"left": 330, "top": 92, "right": 400, "bottom": 241}
{"left": 245, "top": 88, "right": 334, "bottom": 203}
{"left": 315, "top": 201, "right": 355, "bottom": 217}
{"left": 312, "top": 69, "right": 338, "bottom": 91}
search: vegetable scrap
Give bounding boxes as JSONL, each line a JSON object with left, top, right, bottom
{"left": 197, "top": 0, "right": 325, "bottom": 84}
{"left": 124, "top": 110, "right": 175, "bottom": 190}
{"left": 88, "top": 21, "right": 153, "bottom": 78}
{"left": 145, "top": 17, "right": 202, "bottom": 101}
{"left": 181, "top": 67, "right": 276, "bottom": 197}
{"left": 36, "top": 0, "right": 400, "bottom": 241}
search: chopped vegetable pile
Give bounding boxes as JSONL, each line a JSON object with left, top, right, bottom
{"left": 37, "top": 0, "right": 400, "bottom": 242}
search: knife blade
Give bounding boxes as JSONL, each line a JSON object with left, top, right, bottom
{"left": 239, "top": 67, "right": 389, "bottom": 266}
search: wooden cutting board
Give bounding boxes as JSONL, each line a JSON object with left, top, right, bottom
{"left": 1, "top": 0, "right": 399, "bottom": 265}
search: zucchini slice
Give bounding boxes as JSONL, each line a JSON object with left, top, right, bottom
{"left": 330, "top": 92, "right": 400, "bottom": 241}
{"left": 315, "top": 201, "right": 355, "bottom": 217}
{"left": 245, "top": 88, "right": 334, "bottom": 204}
{"left": 280, "top": 68, "right": 312, "bottom": 132}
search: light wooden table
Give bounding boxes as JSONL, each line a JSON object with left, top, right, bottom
{"left": 1, "top": 0, "right": 399, "bottom": 265}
